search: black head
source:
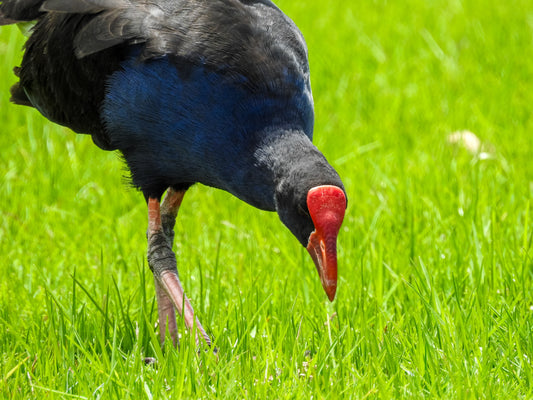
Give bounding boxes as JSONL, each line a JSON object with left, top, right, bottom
{"left": 275, "top": 154, "right": 345, "bottom": 245}
{"left": 275, "top": 155, "right": 346, "bottom": 301}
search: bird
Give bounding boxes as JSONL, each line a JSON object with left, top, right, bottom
{"left": 0, "top": 0, "right": 347, "bottom": 348}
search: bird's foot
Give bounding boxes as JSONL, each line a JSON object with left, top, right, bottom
{"left": 147, "top": 191, "right": 212, "bottom": 348}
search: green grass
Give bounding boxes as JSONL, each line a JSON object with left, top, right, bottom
{"left": 1, "top": 0, "right": 532, "bottom": 398}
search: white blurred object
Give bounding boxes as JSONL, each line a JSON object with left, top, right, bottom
{"left": 447, "top": 130, "right": 492, "bottom": 159}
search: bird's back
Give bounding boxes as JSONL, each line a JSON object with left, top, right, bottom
{"left": 2, "top": 0, "right": 312, "bottom": 150}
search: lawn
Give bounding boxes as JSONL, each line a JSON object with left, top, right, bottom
{"left": 1, "top": 0, "right": 532, "bottom": 398}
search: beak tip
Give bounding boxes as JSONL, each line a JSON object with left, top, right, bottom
{"left": 324, "top": 282, "right": 337, "bottom": 302}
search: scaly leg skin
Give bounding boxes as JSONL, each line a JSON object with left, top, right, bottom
{"left": 147, "top": 189, "right": 212, "bottom": 348}
{"left": 154, "top": 278, "right": 178, "bottom": 347}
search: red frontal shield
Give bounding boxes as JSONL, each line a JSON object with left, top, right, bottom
{"left": 306, "top": 185, "right": 346, "bottom": 301}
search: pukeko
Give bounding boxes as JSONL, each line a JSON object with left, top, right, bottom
{"left": 0, "top": 0, "right": 347, "bottom": 347}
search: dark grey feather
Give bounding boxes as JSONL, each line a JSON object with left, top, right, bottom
{"left": 2, "top": 0, "right": 309, "bottom": 86}
{"left": 73, "top": 7, "right": 153, "bottom": 57}
{"left": 41, "top": 0, "right": 127, "bottom": 14}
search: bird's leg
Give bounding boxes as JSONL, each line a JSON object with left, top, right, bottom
{"left": 152, "top": 189, "right": 183, "bottom": 346}
{"left": 147, "top": 189, "right": 211, "bottom": 348}
{"left": 160, "top": 188, "right": 183, "bottom": 244}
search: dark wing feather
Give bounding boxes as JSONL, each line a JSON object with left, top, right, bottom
{"left": 41, "top": 0, "right": 127, "bottom": 14}
{"left": 39, "top": 0, "right": 308, "bottom": 84}
{"left": 2, "top": 0, "right": 308, "bottom": 77}
{"left": 73, "top": 7, "right": 152, "bottom": 58}
{"left": 2, "top": 0, "right": 309, "bottom": 85}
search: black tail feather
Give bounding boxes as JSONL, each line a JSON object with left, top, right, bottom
{"left": 10, "top": 82, "right": 33, "bottom": 107}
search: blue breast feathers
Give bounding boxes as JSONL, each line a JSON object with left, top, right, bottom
{"left": 101, "top": 54, "right": 314, "bottom": 208}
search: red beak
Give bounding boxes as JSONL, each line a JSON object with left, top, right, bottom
{"left": 306, "top": 185, "right": 346, "bottom": 301}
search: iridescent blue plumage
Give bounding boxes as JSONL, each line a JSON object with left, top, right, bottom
{"left": 103, "top": 52, "right": 315, "bottom": 208}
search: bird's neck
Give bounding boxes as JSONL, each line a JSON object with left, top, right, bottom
{"left": 244, "top": 127, "right": 337, "bottom": 211}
